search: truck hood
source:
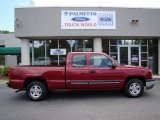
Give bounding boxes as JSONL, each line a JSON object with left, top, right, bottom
{"left": 123, "top": 65, "right": 146, "bottom": 69}
{"left": 119, "top": 65, "right": 152, "bottom": 78}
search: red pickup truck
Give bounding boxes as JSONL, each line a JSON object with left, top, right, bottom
{"left": 7, "top": 52, "right": 155, "bottom": 101}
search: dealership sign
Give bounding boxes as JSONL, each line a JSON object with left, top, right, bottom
{"left": 61, "top": 11, "right": 116, "bottom": 29}
{"left": 50, "top": 49, "right": 66, "bottom": 55}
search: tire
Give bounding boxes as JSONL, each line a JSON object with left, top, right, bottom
{"left": 26, "top": 81, "right": 47, "bottom": 101}
{"left": 124, "top": 79, "right": 144, "bottom": 98}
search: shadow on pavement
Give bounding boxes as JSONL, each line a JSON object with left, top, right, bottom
{"left": 9, "top": 89, "right": 154, "bottom": 102}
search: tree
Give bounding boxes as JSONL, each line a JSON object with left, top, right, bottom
{"left": 0, "top": 30, "right": 13, "bottom": 34}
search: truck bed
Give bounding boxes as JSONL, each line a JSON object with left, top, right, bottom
{"left": 9, "top": 66, "right": 66, "bottom": 90}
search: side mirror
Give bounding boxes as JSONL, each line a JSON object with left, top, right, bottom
{"left": 112, "top": 62, "right": 116, "bottom": 69}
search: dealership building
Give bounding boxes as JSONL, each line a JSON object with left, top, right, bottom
{"left": 14, "top": 7, "right": 160, "bottom": 74}
{"left": 0, "top": 34, "right": 21, "bottom": 66}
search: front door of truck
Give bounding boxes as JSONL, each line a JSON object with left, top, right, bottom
{"left": 88, "top": 53, "right": 123, "bottom": 89}
{"left": 66, "top": 53, "right": 89, "bottom": 89}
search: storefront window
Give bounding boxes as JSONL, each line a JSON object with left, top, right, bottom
{"left": 141, "top": 53, "right": 148, "bottom": 60}
{"left": 148, "top": 39, "right": 158, "bottom": 74}
{"left": 132, "top": 40, "right": 140, "bottom": 45}
{"left": 33, "top": 40, "right": 46, "bottom": 65}
{"left": 102, "top": 39, "right": 109, "bottom": 54}
{"left": 85, "top": 40, "right": 93, "bottom": 52}
{"left": 73, "top": 39, "right": 92, "bottom": 52}
{"left": 110, "top": 54, "right": 118, "bottom": 61}
{"left": 47, "top": 40, "right": 71, "bottom": 66}
{"left": 110, "top": 39, "right": 117, "bottom": 45}
{"left": 32, "top": 39, "right": 93, "bottom": 66}
{"left": 141, "top": 46, "right": 147, "bottom": 52}
{"left": 110, "top": 46, "right": 117, "bottom": 53}
{"left": 31, "top": 38, "right": 158, "bottom": 74}
{"left": 141, "top": 40, "right": 148, "bottom": 45}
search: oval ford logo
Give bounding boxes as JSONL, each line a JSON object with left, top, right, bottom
{"left": 71, "top": 17, "right": 90, "bottom": 22}
{"left": 53, "top": 49, "right": 63, "bottom": 55}
{"left": 99, "top": 17, "right": 112, "bottom": 22}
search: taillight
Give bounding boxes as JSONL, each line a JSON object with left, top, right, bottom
{"left": 8, "top": 67, "right": 11, "bottom": 79}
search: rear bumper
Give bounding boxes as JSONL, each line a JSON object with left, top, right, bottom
{"left": 145, "top": 79, "right": 155, "bottom": 90}
{"left": 6, "top": 80, "right": 24, "bottom": 89}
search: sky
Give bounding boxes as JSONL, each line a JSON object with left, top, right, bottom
{"left": 0, "top": 0, "right": 160, "bottom": 32}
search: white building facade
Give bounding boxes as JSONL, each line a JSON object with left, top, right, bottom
{"left": 14, "top": 7, "right": 160, "bottom": 74}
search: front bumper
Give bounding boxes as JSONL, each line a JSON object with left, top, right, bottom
{"left": 145, "top": 79, "right": 155, "bottom": 90}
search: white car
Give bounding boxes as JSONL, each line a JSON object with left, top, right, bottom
{"left": 34, "top": 57, "right": 51, "bottom": 65}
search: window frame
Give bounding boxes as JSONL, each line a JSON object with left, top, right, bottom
{"left": 71, "top": 54, "right": 87, "bottom": 67}
{"left": 90, "top": 54, "right": 113, "bottom": 68}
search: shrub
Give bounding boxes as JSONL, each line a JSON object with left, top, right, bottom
{"left": 1, "top": 66, "right": 9, "bottom": 76}
{"left": 0, "top": 68, "right": 2, "bottom": 74}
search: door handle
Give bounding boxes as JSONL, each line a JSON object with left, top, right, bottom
{"left": 89, "top": 70, "right": 96, "bottom": 74}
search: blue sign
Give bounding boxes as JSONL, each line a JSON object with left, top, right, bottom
{"left": 53, "top": 49, "right": 63, "bottom": 55}
{"left": 99, "top": 17, "right": 112, "bottom": 22}
{"left": 71, "top": 17, "right": 90, "bottom": 22}
{"left": 50, "top": 49, "right": 66, "bottom": 55}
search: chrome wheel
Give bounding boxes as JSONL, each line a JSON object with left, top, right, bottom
{"left": 30, "top": 85, "right": 42, "bottom": 99}
{"left": 125, "top": 79, "right": 144, "bottom": 98}
{"left": 129, "top": 83, "right": 141, "bottom": 95}
{"left": 26, "top": 81, "right": 47, "bottom": 101}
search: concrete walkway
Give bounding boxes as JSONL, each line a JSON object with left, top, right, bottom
{"left": 0, "top": 80, "right": 8, "bottom": 84}
{"left": 153, "top": 75, "right": 160, "bottom": 79}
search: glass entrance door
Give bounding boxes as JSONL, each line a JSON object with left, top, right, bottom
{"left": 118, "top": 46, "right": 140, "bottom": 66}
{"left": 130, "top": 47, "right": 139, "bottom": 66}
{"left": 119, "top": 47, "right": 128, "bottom": 65}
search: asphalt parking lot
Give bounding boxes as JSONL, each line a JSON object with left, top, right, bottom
{"left": 0, "top": 80, "right": 160, "bottom": 120}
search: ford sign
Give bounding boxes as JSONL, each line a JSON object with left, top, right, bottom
{"left": 53, "top": 49, "right": 63, "bottom": 55}
{"left": 50, "top": 49, "right": 66, "bottom": 55}
{"left": 99, "top": 17, "right": 112, "bottom": 22}
{"left": 71, "top": 17, "right": 90, "bottom": 22}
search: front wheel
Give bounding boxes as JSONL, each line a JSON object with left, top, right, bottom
{"left": 26, "top": 81, "right": 47, "bottom": 101}
{"left": 124, "top": 79, "right": 144, "bottom": 98}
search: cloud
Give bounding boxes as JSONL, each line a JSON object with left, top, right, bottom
{"left": 32, "top": 0, "right": 160, "bottom": 8}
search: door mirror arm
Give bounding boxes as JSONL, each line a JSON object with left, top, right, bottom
{"left": 112, "top": 62, "right": 116, "bottom": 69}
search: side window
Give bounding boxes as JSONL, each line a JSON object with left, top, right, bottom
{"left": 90, "top": 54, "right": 112, "bottom": 67}
{"left": 72, "top": 54, "right": 86, "bottom": 67}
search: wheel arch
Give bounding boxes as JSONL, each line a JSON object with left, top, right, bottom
{"left": 24, "top": 77, "right": 48, "bottom": 89}
{"left": 124, "top": 76, "right": 146, "bottom": 87}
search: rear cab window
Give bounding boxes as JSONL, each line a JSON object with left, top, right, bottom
{"left": 72, "top": 54, "right": 86, "bottom": 67}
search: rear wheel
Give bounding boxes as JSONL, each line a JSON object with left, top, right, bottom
{"left": 125, "top": 79, "right": 144, "bottom": 98}
{"left": 26, "top": 81, "right": 47, "bottom": 101}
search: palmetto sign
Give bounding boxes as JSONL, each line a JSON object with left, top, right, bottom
{"left": 61, "top": 10, "right": 116, "bottom": 29}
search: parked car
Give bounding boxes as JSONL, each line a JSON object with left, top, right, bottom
{"left": 51, "top": 57, "right": 66, "bottom": 66}
{"left": 34, "top": 57, "right": 51, "bottom": 65}
{"left": 7, "top": 52, "right": 155, "bottom": 101}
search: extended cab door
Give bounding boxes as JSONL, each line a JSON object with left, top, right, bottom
{"left": 88, "top": 53, "right": 123, "bottom": 89}
{"left": 66, "top": 53, "right": 89, "bottom": 89}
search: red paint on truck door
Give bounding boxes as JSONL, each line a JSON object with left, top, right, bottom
{"left": 66, "top": 53, "right": 89, "bottom": 89}
{"left": 88, "top": 53, "right": 123, "bottom": 89}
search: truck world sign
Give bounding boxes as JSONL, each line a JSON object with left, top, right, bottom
{"left": 61, "top": 11, "right": 116, "bottom": 29}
